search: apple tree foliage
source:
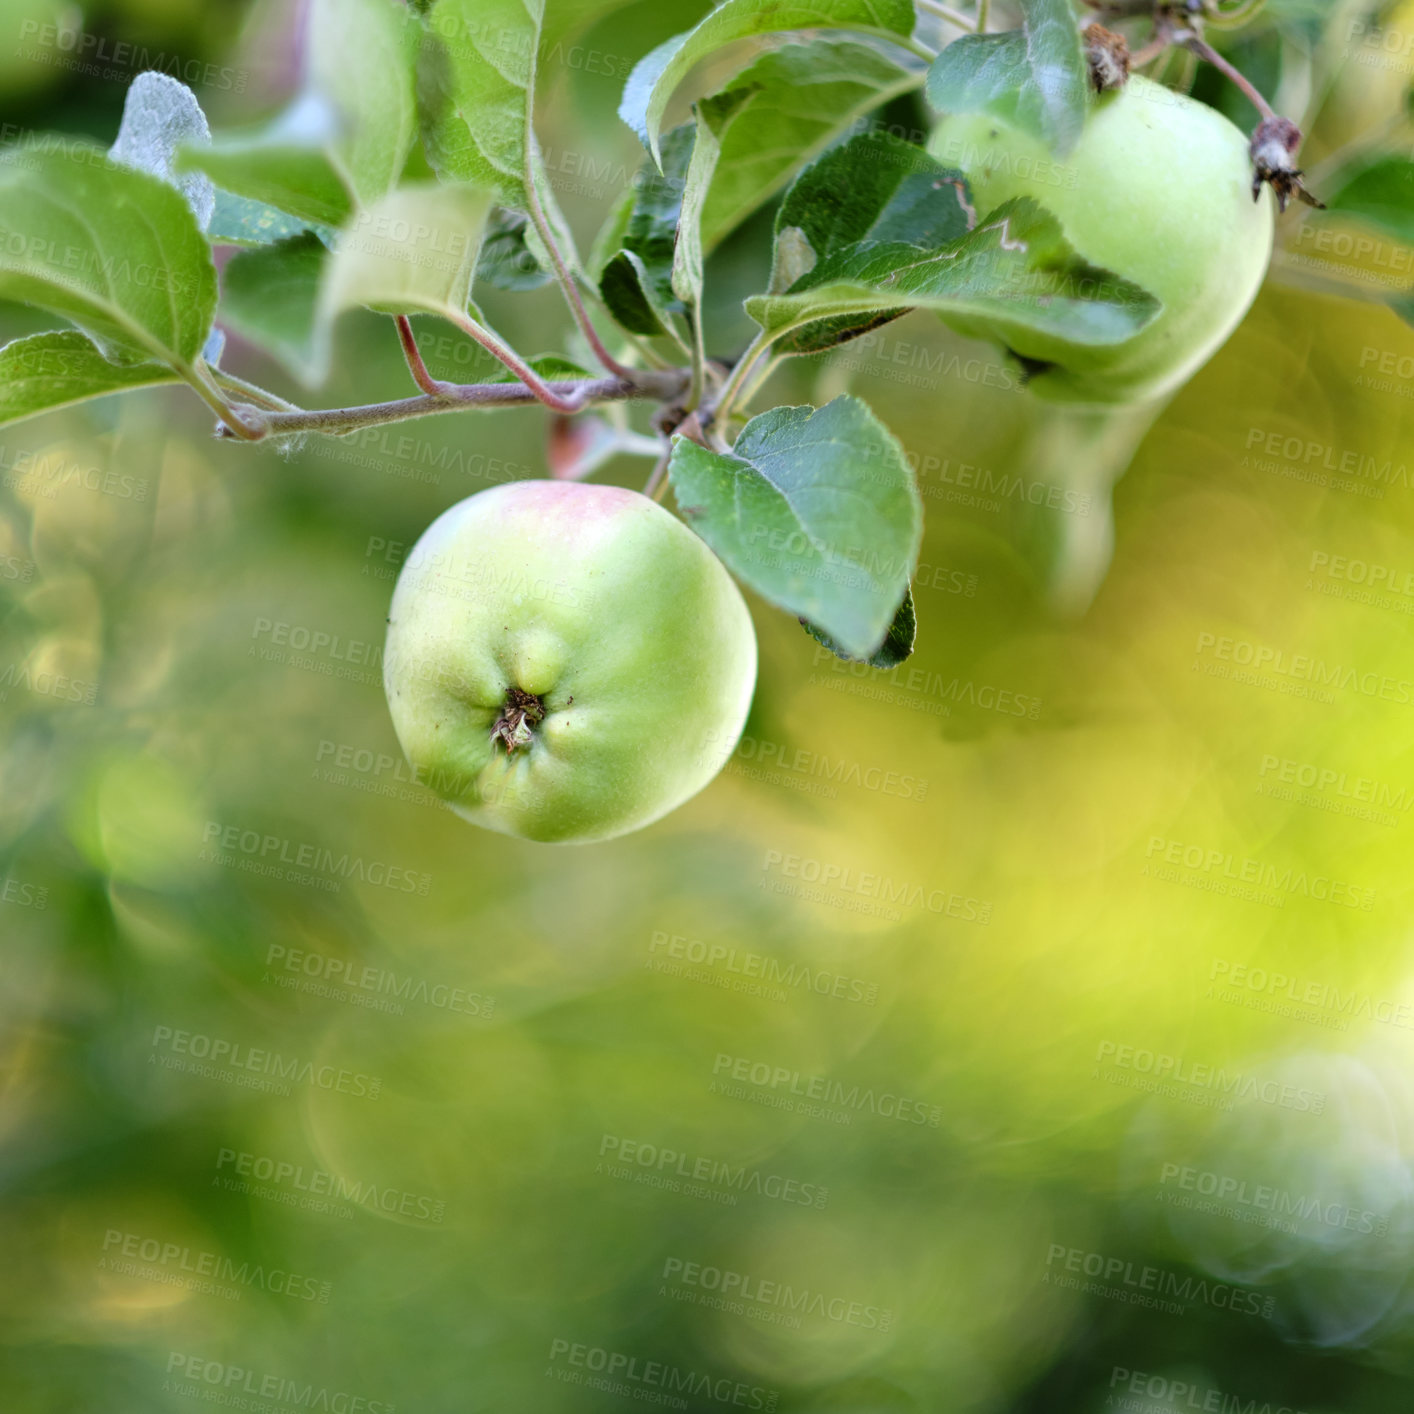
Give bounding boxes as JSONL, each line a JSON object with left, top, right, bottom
{"left": 0, "top": 0, "right": 1401, "bottom": 664}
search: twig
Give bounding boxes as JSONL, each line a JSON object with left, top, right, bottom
{"left": 238, "top": 369, "right": 691, "bottom": 440}
{"left": 185, "top": 360, "right": 267, "bottom": 440}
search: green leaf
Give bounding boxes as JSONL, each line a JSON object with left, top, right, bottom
{"left": 927, "top": 0, "right": 1090, "bottom": 155}
{"left": 620, "top": 0, "right": 920, "bottom": 167}
{"left": 672, "top": 89, "right": 755, "bottom": 309}
{"left": 314, "top": 183, "right": 495, "bottom": 375}
{"left": 220, "top": 233, "right": 328, "bottom": 381}
{"left": 777, "top": 131, "right": 975, "bottom": 264}
{"left": 0, "top": 146, "right": 217, "bottom": 367}
{"left": 476, "top": 208, "right": 552, "bottom": 291}
{"left": 699, "top": 39, "right": 923, "bottom": 253}
{"left": 804, "top": 583, "right": 915, "bottom": 667}
{"left": 108, "top": 71, "right": 215, "bottom": 230}
{"left": 419, "top": 0, "right": 585, "bottom": 281}
{"left": 208, "top": 189, "right": 322, "bottom": 248}
{"left": 600, "top": 249, "right": 679, "bottom": 337}
{"left": 420, "top": 0, "right": 544, "bottom": 207}
{"left": 181, "top": 0, "right": 417, "bottom": 227}
{"left": 184, "top": 134, "right": 357, "bottom": 229}
{"left": 747, "top": 197, "right": 1160, "bottom": 355}
{"left": 0, "top": 331, "right": 180, "bottom": 429}
{"left": 753, "top": 130, "right": 975, "bottom": 352}
{"left": 539, "top": 0, "right": 644, "bottom": 52}
{"left": 598, "top": 123, "right": 694, "bottom": 336}
{"left": 669, "top": 395, "right": 922, "bottom": 658}
{"left": 308, "top": 0, "right": 419, "bottom": 205}
{"left": 1323, "top": 155, "right": 1414, "bottom": 245}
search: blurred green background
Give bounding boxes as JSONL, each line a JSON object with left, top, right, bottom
{"left": 5, "top": 0, "right": 1414, "bottom": 1410}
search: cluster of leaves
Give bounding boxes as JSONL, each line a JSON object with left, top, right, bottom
{"left": 0, "top": 0, "right": 1272, "bottom": 664}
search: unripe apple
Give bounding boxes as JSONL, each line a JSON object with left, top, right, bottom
{"left": 382, "top": 480, "right": 757, "bottom": 844}
{"left": 928, "top": 74, "right": 1275, "bottom": 404}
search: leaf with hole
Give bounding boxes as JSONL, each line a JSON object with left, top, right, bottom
{"left": 747, "top": 197, "right": 1159, "bottom": 355}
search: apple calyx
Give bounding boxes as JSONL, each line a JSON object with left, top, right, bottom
{"left": 1084, "top": 24, "right": 1132, "bottom": 92}
{"left": 1249, "top": 117, "right": 1325, "bottom": 212}
{"left": 492, "top": 687, "right": 547, "bottom": 753}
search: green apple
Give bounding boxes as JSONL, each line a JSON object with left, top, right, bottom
{"left": 928, "top": 74, "right": 1275, "bottom": 404}
{"left": 382, "top": 480, "right": 757, "bottom": 844}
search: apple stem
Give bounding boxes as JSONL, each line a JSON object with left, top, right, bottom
{"left": 1175, "top": 31, "right": 1276, "bottom": 121}
{"left": 644, "top": 443, "right": 672, "bottom": 500}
